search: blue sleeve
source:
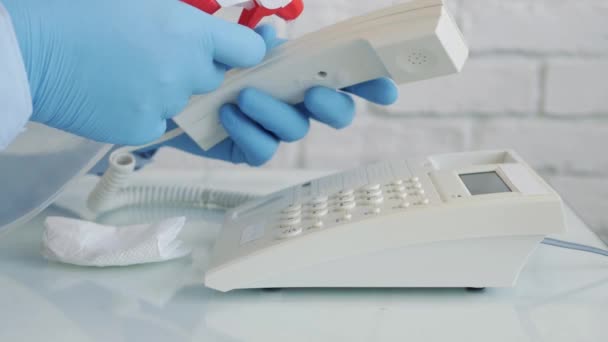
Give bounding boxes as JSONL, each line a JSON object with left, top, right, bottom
{"left": 0, "top": 2, "right": 32, "bottom": 150}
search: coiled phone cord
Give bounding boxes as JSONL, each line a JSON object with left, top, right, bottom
{"left": 87, "top": 129, "right": 259, "bottom": 214}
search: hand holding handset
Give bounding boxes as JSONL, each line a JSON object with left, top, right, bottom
{"left": 175, "top": 0, "right": 469, "bottom": 150}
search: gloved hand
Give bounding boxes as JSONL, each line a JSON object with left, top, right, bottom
{"left": 3, "top": 0, "right": 266, "bottom": 145}
{"left": 164, "top": 25, "right": 399, "bottom": 166}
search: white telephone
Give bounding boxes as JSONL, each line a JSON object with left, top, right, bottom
{"left": 205, "top": 150, "right": 567, "bottom": 292}
{"left": 175, "top": 0, "right": 468, "bottom": 150}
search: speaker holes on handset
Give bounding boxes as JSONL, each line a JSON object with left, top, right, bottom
{"left": 397, "top": 49, "right": 435, "bottom": 73}
{"left": 407, "top": 51, "right": 428, "bottom": 65}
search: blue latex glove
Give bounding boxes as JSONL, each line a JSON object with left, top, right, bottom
{"left": 164, "top": 25, "right": 399, "bottom": 166}
{"left": 3, "top": 0, "right": 265, "bottom": 145}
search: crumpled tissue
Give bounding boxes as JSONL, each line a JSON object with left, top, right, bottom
{"left": 42, "top": 216, "right": 191, "bottom": 267}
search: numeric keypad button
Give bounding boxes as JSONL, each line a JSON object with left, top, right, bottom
{"left": 361, "top": 196, "right": 384, "bottom": 205}
{"left": 394, "top": 202, "right": 411, "bottom": 209}
{"left": 280, "top": 217, "right": 302, "bottom": 227}
{"left": 414, "top": 198, "right": 430, "bottom": 206}
{"left": 361, "top": 184, "right": 381, "bottom": 192}
{"left": 309, "top": 201, "right": 329, "bottom": 211}
{"left": 282, "top": 204, "right": 302, "bottom": 214}
{"left": 311, "top": 208, "right": 329, "bottom": 218}
{"left": 334, "top": 189, "right": 354, "bottom": 197}
{"left": 359, "top": 188, "right": 383, "bottom": 197}
{"left": 387, "top": 185, "right": 406, "bottom": 193}
{"left": 281, "top": 209, "right": 302, "bottom": 219}
{"left": 277, "top": 226, "right": 303, "bottom": 240}
{"left": 390, "top": 193, "right": 408, "bottom": 200}
{"left": 335, "top": 201, "right": 356, "bottom": 211}
{"left": 336, "top": 213, "right": 353, "bottom": 223}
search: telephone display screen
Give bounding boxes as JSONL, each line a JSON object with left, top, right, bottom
{"left": 460, "top": 172, "right": 511, "bottom": 195}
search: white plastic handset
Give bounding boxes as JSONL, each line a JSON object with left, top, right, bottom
{"left": 174, "top": 0, "right": 468, "bottom": 150}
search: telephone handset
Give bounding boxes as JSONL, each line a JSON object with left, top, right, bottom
{"left": 174, "top": 0, "right": 469, "bottom": 150}
{"left": 204, "top": 150, "right": 566, "bottom": 292}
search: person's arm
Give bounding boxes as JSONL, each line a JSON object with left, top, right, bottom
{"left": 0, "top": 2, "right": 32, "bottom": 150}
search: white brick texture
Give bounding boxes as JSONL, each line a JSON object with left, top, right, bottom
{"left": 461, "top": 0, "right": 608, "bottom": 54}
{"left": 471, "top": 118, "right": 608, "bottom": 176}
{"left": 372, "top": 59, "right": 540, "bottom": 115}
{"left": 545, "top": 60, "right": 608, "bottom": 115}
{"left": 301, "top": 113, "right": 470, "bottom": 170}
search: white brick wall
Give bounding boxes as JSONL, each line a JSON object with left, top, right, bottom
{"left": 301, "top": 115, "right": 471, "bottom": 169}
{"left": 545, "top": 60, "right": 608, "bottom": 115}
{"left": 373, "top": 58, "right": 540, "bottom": 115}
{"left": 471, "top": 118, "right": 608, "bottom": 176}
{"left": 157, "top": 0, "right": 608, "bottom": 237}
{"left": 460, "top": 0, "right": 608, "bottom": 55}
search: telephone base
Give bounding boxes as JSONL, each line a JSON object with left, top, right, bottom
{"left": 204, "top": 150, "right": 566, "bottom": 292}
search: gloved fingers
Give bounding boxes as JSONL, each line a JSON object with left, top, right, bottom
{"left": 176, "top": 1, "right": 265, "bottom": 68}
{"left": 255, "top": 24, "right": 287, "bottom": 50}
{"left": 341, "top": 77, "right": 399, "bottom": 106}
{"left": 162, "top": 93, "right": 192, "bottom": 120}
{"left": 302, "top": 86, "right": 356, "bottom": 129}
{"left": 165, "top": 134, "right": 249, "bottom": 165}
{"left": 119, "top": 118, "right": 167, "bottom": 146}
{"left": 193, "top": 138, "right": 248, "bottom": 165}
{"left": 191, "top": 25, "right": 284, "bottom": 94}
{"left": 220, "top": 104, "right": 279, "bottom": 166}
{"left": 206, "top": 16, "right": 266, "bottom": 68}
{"left": 216, "top": 25, "right": 284, "bottom": 74}
{"left": 227, "top": 143, "right": 248, "bottom": 164}
{"left": 191, "top": 59, "right": 227, "bottom": 94}
{"left": 238, "top": 88, "right": 310, "bottom": 142}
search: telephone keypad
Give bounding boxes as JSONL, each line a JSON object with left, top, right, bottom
{"left": 415, "top": 198, "right": 430, "bottom": 206}
{"left": 387, "top": 185, "right": 406, "bottom": 193}
{"left": 336, "top": 213, "right": 353, "bottom": 223}
{"left": 277, "top": 226, "right": 303, "bottom": 239}
{"left": 334, "top": 195, "right": 356, "bottom": 204}
{"left": 409, "top": 183, "right": 423, "bottom": 189}
{"left": 361, "top": 196, "right": 384, "bottom": 205}
{"left": 311, "top": 208, "right": 329, "bottom": 218}
{"left": 390, "top": 193, "right": 408, "bottom": 200}
{"left": 282, "top": 204, "right": 302, "bottom": 214}
{"left": 282, "top": 209, "right": 302, "bottom": 219}
{"left": 361, "top": 184, "right": 382, "bottom": 192}
{"left": 395, "top": 201, "right": 411, "bottom": 209}
{"left": 364, "top": 207, "right": 382, "bottom": 215}
{"left": 335, "top": 201, "right": 356, "bottom": 211}
{"left": 310, "top": 202, "right": 329, "bottom": 210}
{"left": 280, "top": 217, "right": 302, "bottom": 228}
{"left": 272, "top": 175, "right": 433, "bottom": 240}
{"left": 336, "top": 189, "right": 355, "bottom": 197}
{"left": 359, "top": 188, "right": 382, "bottom": 197}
